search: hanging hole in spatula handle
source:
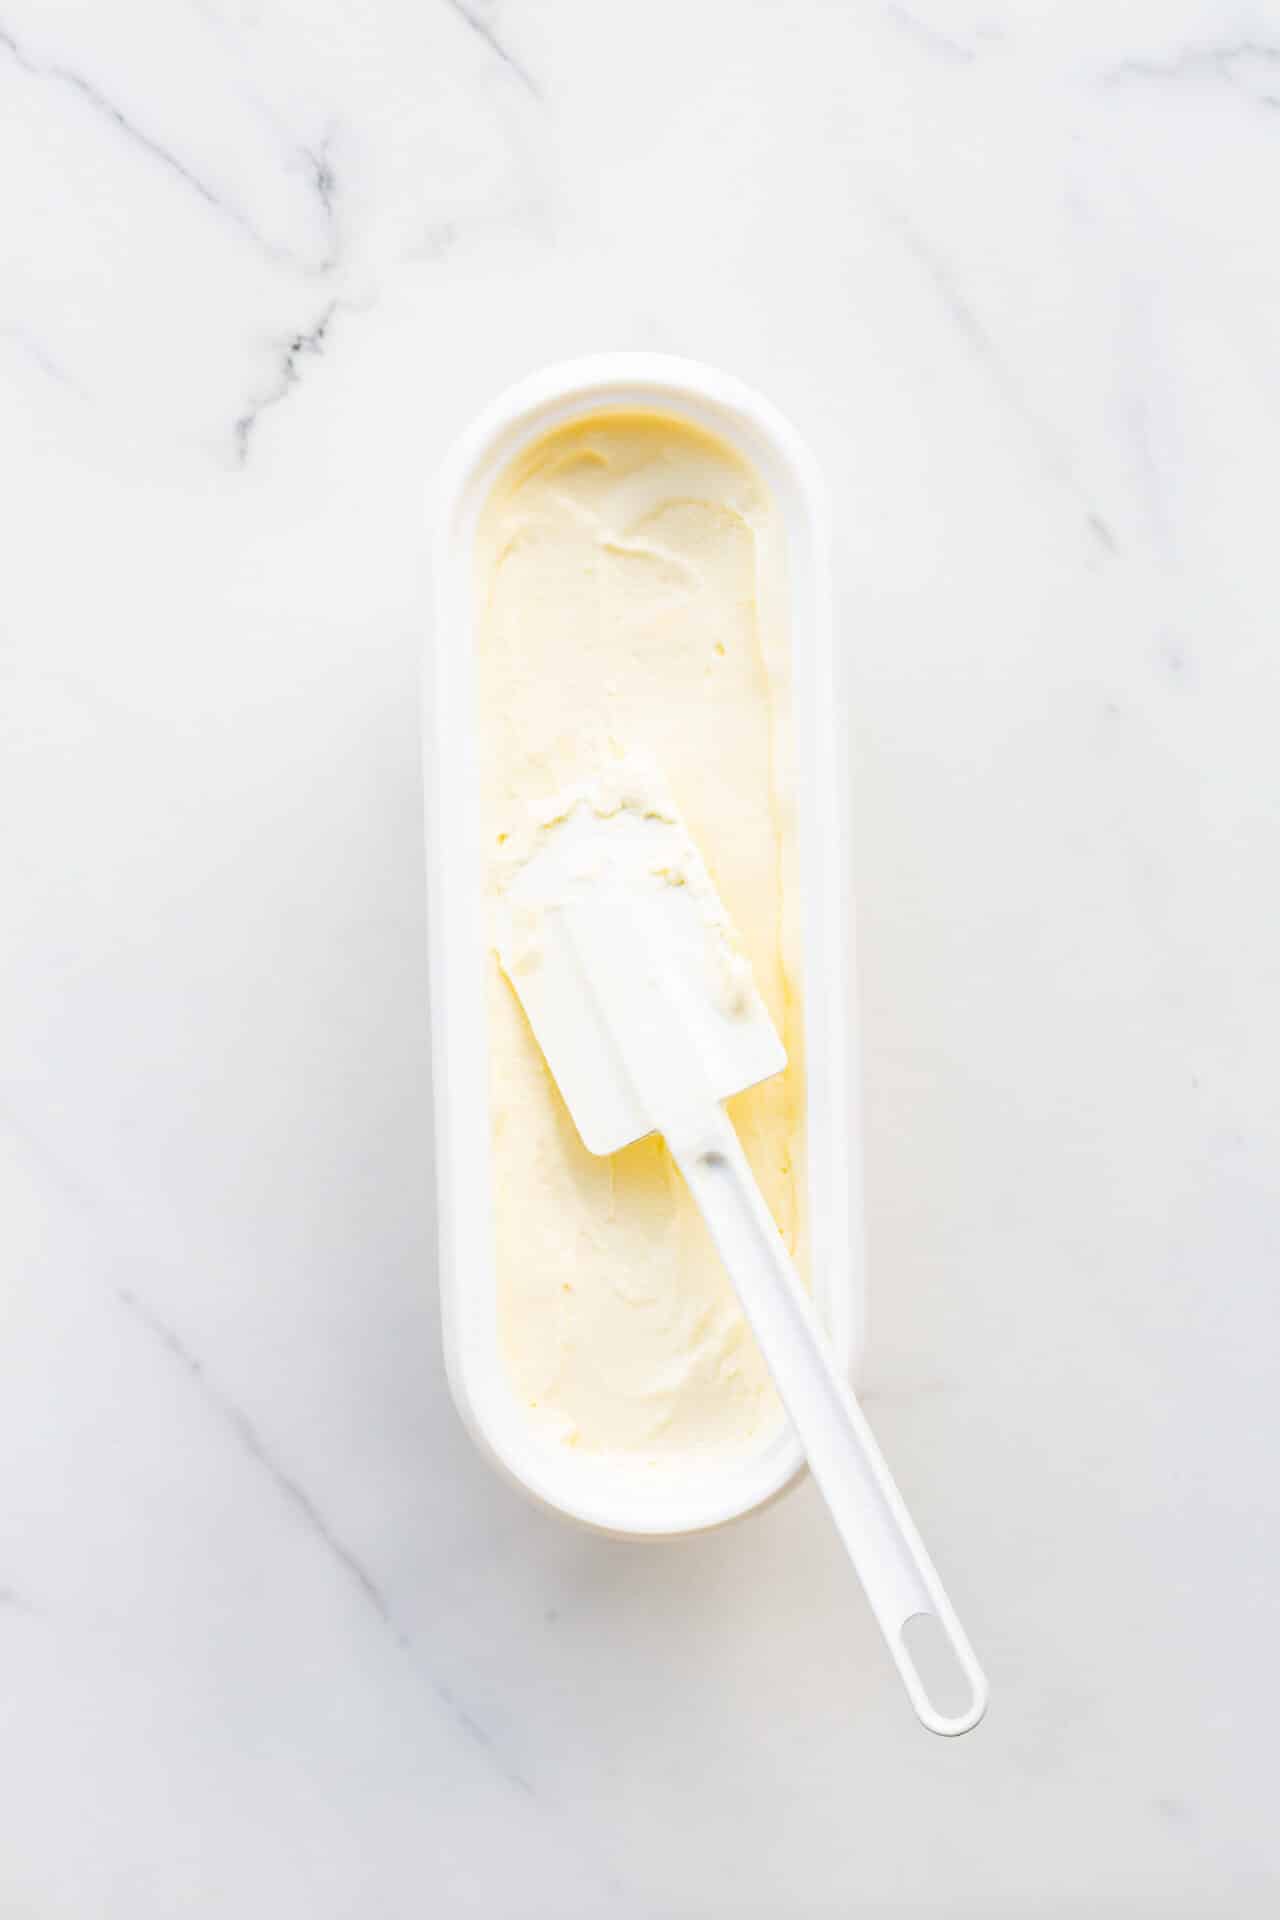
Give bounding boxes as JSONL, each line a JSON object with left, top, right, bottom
{"left": 895, "top": 1610, "right": 989, "bottom": 1737}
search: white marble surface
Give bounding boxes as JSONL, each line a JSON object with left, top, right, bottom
{"left": 3, "top": 0, "right": 1279, "bottom": 1911}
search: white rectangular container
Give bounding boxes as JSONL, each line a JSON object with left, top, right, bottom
{"left": 426, "top": 354, "right": 863, "bottom": 1536}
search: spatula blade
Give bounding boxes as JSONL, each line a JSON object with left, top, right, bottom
{"left": 494, "top": 787, "right": 786, "bottom": 1157}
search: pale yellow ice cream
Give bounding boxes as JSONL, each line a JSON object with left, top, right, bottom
{"left": 475, "top": 410, "right": 804, "bottom": 1458}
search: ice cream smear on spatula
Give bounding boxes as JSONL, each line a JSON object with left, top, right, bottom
{"left": 491, "top": 749, "right": 989, "bottom": 1739}
{"left": 492, "top": 752, "right": 786, "bottom": 1157}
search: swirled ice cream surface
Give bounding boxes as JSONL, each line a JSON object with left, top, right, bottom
{"left": 476, "top": 411, "right": 804, "bottom": 1459}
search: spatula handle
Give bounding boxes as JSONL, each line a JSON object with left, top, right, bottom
{"left": 674, "top": 1113, "right": 988, "bottom": 1737}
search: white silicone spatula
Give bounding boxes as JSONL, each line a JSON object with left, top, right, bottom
{"left": 496, "top": 780, "right": 988, "bottom": 1737}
